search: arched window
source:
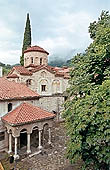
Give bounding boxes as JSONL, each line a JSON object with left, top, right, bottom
{"left": 52, "top": 80, "right": 60, "bottom": 93}
{"left": 8, "top": 103, "right": 12, "bottom": 112}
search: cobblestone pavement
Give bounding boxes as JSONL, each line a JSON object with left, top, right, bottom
{"left": 24, "top": 122, "right": 81, "bottom": 170}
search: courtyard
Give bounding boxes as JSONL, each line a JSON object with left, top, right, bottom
{"left": 0, "top": 122, "right": 82, "bottom": 170}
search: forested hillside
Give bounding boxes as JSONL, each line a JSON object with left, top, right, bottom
{"left": 0, "top": 62, "right": 20, "bottom": 75}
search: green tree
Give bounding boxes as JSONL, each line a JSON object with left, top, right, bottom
{"left": 63, "top": 11, "right": 110, "bottom": 169}
{"left": 20, "top": 13, "right": 31, "bottom": 65}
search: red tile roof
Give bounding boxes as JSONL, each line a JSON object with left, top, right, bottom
{"left": 2, "top": 102, "right": 55, "bottom": 126}
{"left": 7, "top": 74, "right": 19, "bottom": 78}
{"left": 0, "top": 78, "right": 39, "bottom": 101}
{"left": 8, "top": 65, "right": 70, "bottom": 79}
{"left": 31, "top": 65, "right": 70, "bottom": 79}
{"left": 8, "top": 66, "right": 32, "bottom": 76}
{"left": 31, "top": 65, "right": 55, "bottom": 74}
{"left": 24, "top": 45, "right": 49, "bottom": 55}
{"left": 25, "top": 64, "right": 37, "bottom": 68}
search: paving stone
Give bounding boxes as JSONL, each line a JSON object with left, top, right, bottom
{"left": 20, "top": 122, "right": 81, "bottom": 170}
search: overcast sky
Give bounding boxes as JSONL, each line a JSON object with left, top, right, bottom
{"left": 0, "top": 0, "right": 110, "bottom": 64}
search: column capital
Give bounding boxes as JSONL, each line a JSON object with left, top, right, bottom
{"left": 27, "top": 132, "right": 31, "bottom": 135}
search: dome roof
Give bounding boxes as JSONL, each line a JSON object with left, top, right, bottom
{"left": 24, "top": 45, "right": 49, "bottom": 55}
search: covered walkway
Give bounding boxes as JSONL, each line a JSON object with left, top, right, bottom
{"left": 2, "top": 102, "right": 55, "bottom": 159}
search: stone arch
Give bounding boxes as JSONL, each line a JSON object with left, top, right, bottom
{"left": 31, "top": 126, "right": 39, "bottom": 147}
{"left": 20, "top": 128, "right": 27, "bottom": 133}
{"left": 52, "top": 79, "right": 60, "bottom": 94}
{"left": 31, "top": 125, "right": 39, "bottom": 131}
{"left": 43, "top": 123, "right": 49, "bottom": 145}
{"left": 20, "top": 128, "right": 27, "bottom": 148}
{"left": 8, "top": 129, "right": 12, "bottom": 135}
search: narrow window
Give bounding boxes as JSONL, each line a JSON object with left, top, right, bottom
{"left": 31, "top": 57, "right": 33, "bottom": 64}
{"left": 8, "top": 103, "right": 12, "bottom": 112}
{"left": 40, "top": 58, "right": 42, "bottom": 65}
{"left": 41, "top": 85, "right": 46, "bottom": 92}
{"left": 0, "top": 132, "right": 5, "bottom": 141}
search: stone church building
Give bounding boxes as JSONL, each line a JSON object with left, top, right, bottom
{"left": 0, "top": 78, "right": 55, "bottom": 159}
{"left": 0, "top": 45, "right": 70, "bottom": 159}
{"left": 7, "top": 45, "right": 70, "bottom": 113}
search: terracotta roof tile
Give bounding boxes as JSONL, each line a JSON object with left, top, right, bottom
{"left": 31, "top": 65, "right": 55, "bottom": 74}
{"left": 2, "top": 102, "right": 55, "bottom": 126}
{"left": 8, "top": 66, "right": 32, "bottom": 76}
{"left": 24, "top": 45, "right": 49, "bottom": 55}
{"left": 31, "top": 65, "right": 70, "bottom": 79}
{"left": 7, "top": 74, "right": 19, "bottom": 78}
{"left": 0, "top": 78, "right": 39, "bottom": 100}
{"left": 25, "top": 64, "right": 37, "bottom": 68}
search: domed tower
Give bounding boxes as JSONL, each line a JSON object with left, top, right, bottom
{"left": 24, "top": 45, "right": 49, "bottom": 67}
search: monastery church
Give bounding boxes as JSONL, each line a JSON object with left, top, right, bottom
{"left": 0, "top": 17, "right": 70, "bottom": 159}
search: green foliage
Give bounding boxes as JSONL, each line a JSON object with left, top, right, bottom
{"left": 63, "top": 11, "right": 110, "bottom": 169}
{"left": 0, "top": 62, "right": 20, "bottom": 76}
{"left": 89, "top": 11, "right": 110, "bottom": 40}
{"left": 2, "top": 67, "right": 11, "bottom": 75}
{"left": 63, "top": 81, "right": 110, "bottom": 169}
{"left": 20, "top": 13, "right": 31, "bottom": 66}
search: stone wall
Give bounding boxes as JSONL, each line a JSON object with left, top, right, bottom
{"left": 0, "top": 120, "right": 6, "bottom": 151}
{"left": 39, "top": 95, "right": 65, "bottom": 114}
{"left": 10, "top": 68, "right": 69, "bottom": 97}
{"left": 32, "top": 69, "right": 69, "bottom": 96}
{"left": 24, "top": 51, "right": 48, "bottom": 67}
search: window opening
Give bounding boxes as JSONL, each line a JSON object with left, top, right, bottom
{"left": 40, "top": 58, "right": 42, "bottom": 65}
{"left": 26, "top": 79, "right": 31, "bottom": 86}
{"left": 0, "top": 132, "right": 5, "bottom": 141}
{"left": 31, "top": 57, "right": 33, "bottom": 64}
{"left": 41, "top": 85, "right": 46, "bottom": 92}
{"left": 8, "top": 103, "right": 12, "bottom": 112}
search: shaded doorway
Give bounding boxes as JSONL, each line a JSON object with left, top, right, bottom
{"left": 20, "top": 129, "right": 27, "bottom": 148}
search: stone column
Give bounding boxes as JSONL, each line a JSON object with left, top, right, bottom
{"left": 48, "top": 127, "right": 51, "bottom": 144}
{"left": 8, "top": 133, "right": 12, "bottom": 154}
{"left": 27, "top": 133, "right": 31, "bottom": 154}
{"left": 38, "top": 130, "right": 42, "bottom": 150}
{"left": 14, "top": 137, "right": 19, "bottom": 160}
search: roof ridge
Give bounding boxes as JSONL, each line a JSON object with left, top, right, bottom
{"left": 2, "top": 102, "right": 55, "bottom": 125}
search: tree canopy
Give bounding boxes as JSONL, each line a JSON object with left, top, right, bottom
{"left": 20, "top": 13, "right": 31, "bottom": 66}
{"left": 63, "top": 11, "right": 110, "bottom": 169}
